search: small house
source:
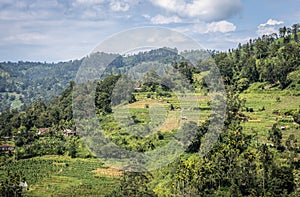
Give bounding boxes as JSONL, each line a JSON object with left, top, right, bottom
{"left": 19, "top": 181, "right": 28, "bottom": 191}
{"left": 37, "top": 128, "right": 49, "bottom": 135}
{"left": 181, "top": 116, "right": 188, "bottom": 120}
{"left": 0, "top": 144, "right": 14, "bottom": 153}
{"left": 3, "top": 136, "right": 11, "bottom": 141}
{"left": 62, "top": 129, "right": 76, "bottom": 137}
{"left": 134, "top": 87, "right": 143, "bottom": 91}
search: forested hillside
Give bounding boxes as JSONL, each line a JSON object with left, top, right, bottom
{"left": 0, "top": 60, "right": 82, "bottom": 112}
{"left": 0, "top": 48, "right": 185, "bottom": 112}
{"left": 210, "top": 25, "right": 300, "bottom": 93}
{"left": 1, "top": 26, "right": 299, "bottom": 113}
{"left": 0, "top": 24, "right": 300, "bottom": 196}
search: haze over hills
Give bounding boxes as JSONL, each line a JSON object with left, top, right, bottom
{"left": 1, "top": 28, "right": 300, "bottom": 112}
{"left": 0, "top": 48, "right": 185, "bottom": 112}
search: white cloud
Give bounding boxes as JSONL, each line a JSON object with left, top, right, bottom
{"left": 0, "top": 0, "right": 245, "bottom": 61}
{"left": 110, "top": 0, "right": 130, "bottom": 12}
{"left": 206, "top": 20, "right": 236, "bottom": 33}
{"left": 0, "top": 0, "right": 65, "bottom": 21}
{"left": 190, "top": 20, "right": 236, "bottom": 34}
{"left": 151, "top": 0, "right": 242, "bottom": 21}
{"left": 256, "top": 19, "right": 284, "bottom": 36}
{"left": 142, "top": 14, "right": 151, "bottom": 19}
{"left": 75, "top": 0, "right": 105, "bottom": 4}
{"left": 3, "top": 33, "right": 48, "bottom": 44}
{"left": 150, "top": 14, "right": 182, "bottom": 24}
{"left": 258, "top": 19, "right": 284, "bottom": 28}
{"left": 171, "top": 25, "right": 252, "bottom": 52}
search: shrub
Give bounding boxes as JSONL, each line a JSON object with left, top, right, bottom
{"left": 157, "top": 131, "right": 164, "bottom": 140}
{"left": 276, "top": 97, "right": 281, "bottom": 102}
{"left": 170, "top": 104, "right": 174, "bottom": 111}
{"left": 237, "top": 78, "right": 250, "bottom": 92}
{"left": 258, "top": 106, "right": 265, "bottom": 111}
{"left": 246, "top": 107, "right": 254, "bottom": 112}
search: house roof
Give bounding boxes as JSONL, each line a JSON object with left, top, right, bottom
{"left": 19, "top": 181, "right": 28, "bottom": 187}
{"left": 37, "top": 128, "right": 50, "bottom": 135}
{"left": 63, "top": 129, "right": 75, "bottom": 133}
{"left": 38, "top": 128, "right": 49, "bottom": 132}
{"left": 0, "top": 144, "right": 14, "bottom": 147}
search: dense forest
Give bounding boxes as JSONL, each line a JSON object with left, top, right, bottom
{"left": 0, "top": 24, "right": 300, "bottom": 196}
{"left": 212, "top": 24, "right": 300, "bottom": 92}
{"left": 0, "top": 48, "right": 181, "bottom": 112}
{"left": 0, "top": 60, "right": 82, "bottom": 112}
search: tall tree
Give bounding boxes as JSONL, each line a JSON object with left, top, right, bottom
{"left": 292, "top": 24, "right": 299, "bottom": 42}
{"left": 268, "top": 124, "right": 282, "bottom": 150}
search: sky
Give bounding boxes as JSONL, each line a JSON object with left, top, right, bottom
{"left": 0, "top": 0, "right": 299, "bottom": 62}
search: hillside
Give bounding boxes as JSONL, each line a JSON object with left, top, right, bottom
{"left": 0, "top": 24, "right": 300, "bottom": 196}
{"left": 0, "top": 48, "right": 188, "bottom": 112}
{"left": 1, "top": 30, "right": 299, "bottom": 113}
{"left": 0, "top": 60, "right": 82, "bottom": 112}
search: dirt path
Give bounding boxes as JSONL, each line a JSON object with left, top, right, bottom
{"left": 92, "top": 166, "right": 123, "bottom": 177}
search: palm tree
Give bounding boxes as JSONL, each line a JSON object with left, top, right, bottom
{"left": 279, "top": 26, "right": 287, "bottom": 38}
{"left": 292, "top": 23, "right": 299, "bottom": 42}
{"left": 292, "top": 24, "right": 299, "bottom": 33}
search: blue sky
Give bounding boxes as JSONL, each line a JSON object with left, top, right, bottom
{"left": 0, "top": 0, "right": 299, "bottom": 62}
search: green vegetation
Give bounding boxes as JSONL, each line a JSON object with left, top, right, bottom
{"left": 0, "top": 156, "right": 119, "bottom": 196}
{"left": 0, "top": 24, "right": 300, "bottom": 196}
{"left": 0, "top": 60, "right": 82, "bottom": 112}
{"left": 0, "top": 48, "right": 180, "bottom": 112}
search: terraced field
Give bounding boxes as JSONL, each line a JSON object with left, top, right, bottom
{"left": 0, "top": 156, "right": 120, "bottom": 197}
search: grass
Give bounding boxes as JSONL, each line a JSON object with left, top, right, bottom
{"left": 112, "top": 91, "right": 212, "bottom": 133}
{"left": 240, "top": 91, "right": 300, "bottom": 142}
{"left": 132, "top": 89, "right": 299, "bottom": 146}
{"left": 0, "top": 155, "right": 120, "bottom": 197}
{"left": 2, "top": 85, "right": 299, "bottom": 196}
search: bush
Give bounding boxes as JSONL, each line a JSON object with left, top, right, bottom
{"left": 246, "top": 107, "right": 254, "bottom": 112}
{"left": 157, "top": 91, "right": 171, "bottom": 97}
{"left": 258, "top": 106, "right": 265, "bottom": 111}
{"left": 129, "top": 94, "right": 136, "bottom": 103}
{"left": 237, "top": 78, "right": 250, "bottom": 92}
{"left": 157, "top": 131, "right": 164, "bottom": 140}
{"left": 244, "top": 82, "right": 267, "bottom": 93}
{"left": 276, "top": 97, "right": 281, "bottom": 102}
{"left": 170, "top": 104, "right": 174, "bottom": 111}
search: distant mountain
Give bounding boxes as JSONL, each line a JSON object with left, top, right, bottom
{"left": 0, "top": 60, "right": 82, "bottom": 112}
{"left": 0, "top": 47, "right": 190, "bottom": 112}
{"left": 2, "top": 26, "right": 299, "bottom": 113}
{"left": 103, "top": 47, "right": 180, "bottom": 76}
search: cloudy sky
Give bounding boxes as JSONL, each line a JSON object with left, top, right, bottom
{"left": 0, "top": 0, "right": 299, "bottom": 62}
